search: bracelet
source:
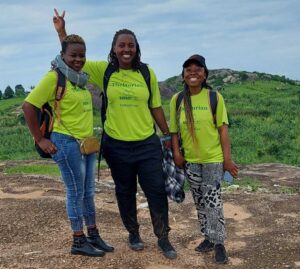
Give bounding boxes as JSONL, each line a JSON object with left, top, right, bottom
{"left": 161, "top": 134, "right": 171, "bottom": 142}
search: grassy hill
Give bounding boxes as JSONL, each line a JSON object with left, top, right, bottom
{"left": 1, "top": 72, "right": 299, "bottom": 167}
{"left": 0, "top": 97, "right": 35, "bottom": 160}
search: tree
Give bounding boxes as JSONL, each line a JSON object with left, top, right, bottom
{"left": 15, "top": 84, "right": 26, "bottom": 96}
{"left": 3, "top": 86, "right": 14, "bottom": 99}
{"left": 0, "top": 90, "right": 2, "bottom": 100}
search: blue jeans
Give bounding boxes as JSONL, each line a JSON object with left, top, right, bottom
{"left": 51, "top": 132, "right": 96, "bottom": 232}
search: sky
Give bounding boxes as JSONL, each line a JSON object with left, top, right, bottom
{"left": 0, "top": 0, "right": 300, "bottom": 91}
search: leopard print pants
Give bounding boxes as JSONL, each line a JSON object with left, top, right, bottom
{"left": 185, "top": 162, "right": 225, "bottom": 244}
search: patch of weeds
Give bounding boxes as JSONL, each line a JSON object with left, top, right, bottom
{"left": 235, "top": 177, "right": 261, "bottom": 192}
{"left": 3, "top": 161, "right": 110, "bottom": 178}
{"left": 183, "top": 179, "right": 190, "bottom": 191}
{"left": 279, "top": 186, "right": 298, "bottom": 194}
{"left": 184, "top": 176, "right": 263, "bottom": 193}
{"left": 222, "top": 177, "right": 262, "bottom": 192}
{"left": 97, "top": 160, "right": 109, "bottom": 170}
{"left": 3, "top": 164, "right": 60, "bottom": 177}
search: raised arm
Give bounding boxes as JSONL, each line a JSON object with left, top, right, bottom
{"left": 53, "top": 8, "right": 67, "bottom": 42}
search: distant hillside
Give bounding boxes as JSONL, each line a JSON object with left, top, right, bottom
{"left": 159, "top": 69, "right": 300, "bottom": 99}
{"left": 1, "top": 71, "right": 299, "bottom": 167}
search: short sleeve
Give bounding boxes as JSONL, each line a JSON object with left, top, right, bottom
{"left": 83, "top": 60, "right": 108, "bottom": 91}
{"left": 216, "top": 92, "right": 229, "bottom": 127}
{"left": 25, "top": 71, "right": 57, "bottom": 108}
{"left": 148, "top": 67, "right": 162, "bottom": 108}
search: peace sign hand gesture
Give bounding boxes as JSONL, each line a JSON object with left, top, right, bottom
{"left": 53, "top": 8, "right": 66, "bottom": 34}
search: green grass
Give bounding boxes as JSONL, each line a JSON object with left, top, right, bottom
{"left": 3, "top": 164, "right": 61, "bottom": 177}
{"left": 233, "top": 177, "right": 261, "bottom": 192}
{"left": 2, "top": 161, "right": 109, "bottom": 177}
{"left": 0, "top": 96, "right": 25, "bottom": 114}
{"left": 222, "top": 80, "right": 300, "bottom": 167}
{"left": 185, "top": 176, "right": 262, "bottom": 192}
{"left": 1, "top": 79, "right": 300, "bottom": 167}
{"left": 98, "top": 160, "right": 109, "bottom": 170}
{"left": 279, "top": 186, "right": 298, "bottom": 194}
{"left": 161, "top": 79, "right": 300, "bottom": 167}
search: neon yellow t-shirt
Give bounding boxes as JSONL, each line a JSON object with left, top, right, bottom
{"left": 83, "top": 61, "right": 161, "bottom": 141}
{"left": 25, "top": 70, "right": 93, "bottom": 139}
{"left": 169, "top": 88, "right": 228, "bottom": 163}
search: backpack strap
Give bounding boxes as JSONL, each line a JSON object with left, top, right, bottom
{"left": 53, "top": 69, "right": 66, "bottom": 126}
{"left": 208, "top": 90, "right": 218, "bottom": 125}
{"left": 175, "top": 91, "right": 184, "bottom": 113}
{"left": 101, "top": 63, "right": 117, "bottom": 126}
{"left": 139, "top": 63, "right": 151, "bottom": 107}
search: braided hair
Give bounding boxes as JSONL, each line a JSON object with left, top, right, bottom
{"left": 61, "top": 34, "right": 86, "bottom": 53}
{"left": 108, "top": 29, "right": 141, "bottom": 71}
{"left": 180, "top": 70, "right": 212, "bottom": 144}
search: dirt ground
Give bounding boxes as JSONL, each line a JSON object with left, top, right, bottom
{"left": 0, "top": 161, "right": 299, "bottom": 269}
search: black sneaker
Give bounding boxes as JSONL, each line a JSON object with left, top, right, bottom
{"left": 195, "top": 239, "right": 214, "bottom": 252}
{"left": 157, "top": 238, "right": 177, "bottom": 260}
{"left": 128, "top": 233, "right": 144, "bottom": 251}
{"left": 214, "top": 244, "right": 228, "bottom": 264}
{"left": 87, "top": 228, "right": 114, "bottom": 252}
{"left": 71, "top": 235, "right": 105, "bottom": 257}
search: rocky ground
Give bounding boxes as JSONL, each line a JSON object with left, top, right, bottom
{"left": 0, "top": 161, "right": 299, "bottom": 269}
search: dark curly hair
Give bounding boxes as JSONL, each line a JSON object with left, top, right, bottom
{"left": 61, "top": 34, "right": 86, "bottom": 53}
{"left": 108, "top": 29, "right": 141, "bottom": 71}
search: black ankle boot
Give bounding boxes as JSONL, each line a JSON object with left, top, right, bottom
{"left": 87, "top": 227, "right": 114, "bottom": 252}
{"left": 214, "top": 244, "right": 228, "bottom": 264}
{"left": 71, "top": 234, "right": 105, "bottom": 257}
{"left": 195, "top": 239, "right": 214, "bottom": 252}
{"left": 128, "top": 232, "right": 144, "bottom": 251}
{"left": 157, "top": 237, "right": 177, "bottom": 260}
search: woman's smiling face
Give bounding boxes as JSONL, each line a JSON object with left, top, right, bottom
{"left": 61, "top": 43, "right": 86, "bottom": 72}
{"left": 183, "top": 62, "right": 207, "bottom": 88}
{"left": 113, "top": 34, "right": 137, "bottom": 69}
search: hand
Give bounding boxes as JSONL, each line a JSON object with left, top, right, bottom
{"left": 162, "top": 139, "right": 171, "bottom": 149}
{"left": 37, "top": 138, "right": 58, "bottom": 155}
{"left": 173, "top": 152, "right": 185, "bottom": 169}
{"left": 53, "top": 8, "right": 65, "bottom": 33}
{"left": 223, "top": 159, "right": 239, "bottom": 178}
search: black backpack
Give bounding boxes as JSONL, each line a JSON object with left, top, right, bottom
{"left": 97, "top": 62, "right": 151, "bottom": 178}
{"left": 175, "top": 89, "right": 218, "bottom": 124}
{"left": 35, "top": 69, "right": 66, "bottom": 158}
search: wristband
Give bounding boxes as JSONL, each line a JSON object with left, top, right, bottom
{"left": 161, "top": 134, "right": 171, "bottom": 142}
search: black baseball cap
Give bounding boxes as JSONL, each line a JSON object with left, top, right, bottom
{"left": 182, "top": 54, "right": 208, "bottom": 76}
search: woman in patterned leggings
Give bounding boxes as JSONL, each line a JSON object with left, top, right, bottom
{"left": 169, "top": 54, "right": 238, "bottom": 264}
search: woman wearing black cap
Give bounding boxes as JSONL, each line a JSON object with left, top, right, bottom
{"left": 169, "top": 54, "right": 238, "bottom": 264}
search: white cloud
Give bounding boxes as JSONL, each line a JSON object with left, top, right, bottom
{"left": 0, "top": 0, "right": 299, "bottom": 90}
